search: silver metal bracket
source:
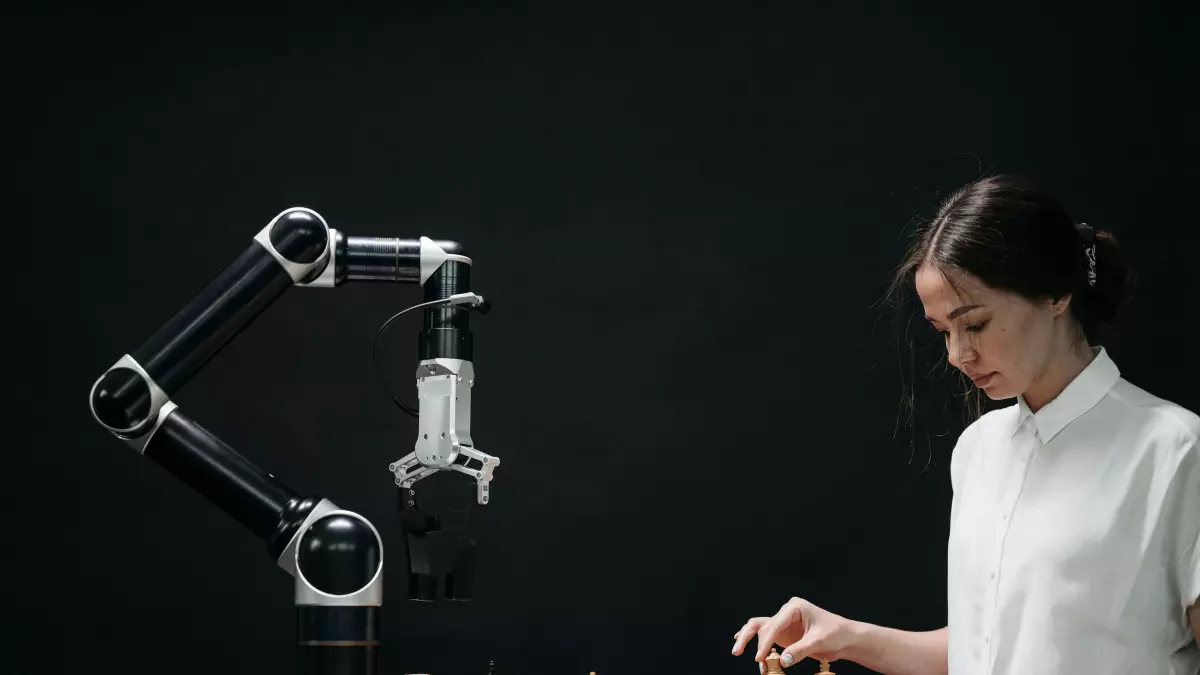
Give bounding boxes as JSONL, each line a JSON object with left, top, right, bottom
{"left": 391, "top": 446, "right": 499, "bottom": 505}
{"left": 294, "top": 228, "right": 339, "bottom": 288}
{"left": 388, "top": 358, "right": 499, "bottom": 505}
{"left": 252, "top": 207, "right": 331, "bottom": 284}
{"left": 88, "top": 353, "right": 178, "bottom": 453}
{"left": 276, "top": 500, "right": 385, "bottom": 607}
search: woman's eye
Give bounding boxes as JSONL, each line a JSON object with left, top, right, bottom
{"left": 966, "top": 322, "right": 988, "bottom": 333}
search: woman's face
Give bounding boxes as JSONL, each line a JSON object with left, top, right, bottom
{"left": 915, "top": 264, "right": 1070, "bottom": 401}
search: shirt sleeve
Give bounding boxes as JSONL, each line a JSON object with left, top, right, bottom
{"left": 1163, "top": 411, "right": 1200, "bottom": 616}
{"left": 948, "top": 418, "right": 982, "bottom": 528}
{"left": 949, "top": 417, "right": 981, "bottom": 496}
{"left": 1174, "top": 434, "right": 1200, "bottom": 614}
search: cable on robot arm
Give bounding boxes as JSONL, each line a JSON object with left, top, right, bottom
{"left": 373, "top": 293, "right": 490, "bottom": 418}
{"left": 86, "top": 207, "right": 451, "bottom": 553}
{"left": 87, "top": 206, "right": 500, "bottom": 674}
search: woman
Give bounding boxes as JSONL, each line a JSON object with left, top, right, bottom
{"left": 731, "top": 175, "right": 1200, "bottom": 674}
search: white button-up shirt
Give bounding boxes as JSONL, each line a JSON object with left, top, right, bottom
{"left": 947, "top": 347, "right": 1200, "bottom": 674}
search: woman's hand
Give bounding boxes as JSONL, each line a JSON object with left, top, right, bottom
{"left": 732, "top": 597, "right": 861, "bottom": 668}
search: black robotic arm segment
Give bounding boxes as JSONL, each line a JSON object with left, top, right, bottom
{"left": 337, "top": 235, "right": 468, "bottom": 284}
{"left": 298, "top": 230, "right": 470, "bottom": 288}
{"left": 89, "top": 208, "right": 332, "bottom": 438}
{"left": 85, "top": 207, "right": 502, "bottom": 674}
{"left": 143, "top": 207, "right": 332, "bottom": 392}
{"left": 142, "top": 403, "right": 300, "bottom": 543}
{"left": 91, "top": 389, "right": 384, "bottom": 674}
{"left": 292, "top": 509, "right": 385, "bottom": 674}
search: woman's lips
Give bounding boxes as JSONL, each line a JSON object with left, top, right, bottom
{"left": 971, "top": 372, "right": 996, "bottom": 387}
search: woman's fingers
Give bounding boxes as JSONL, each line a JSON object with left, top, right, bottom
{"left": 780, "top": 633, "right": 820, "bottom": 669}
{"left": 754, "top": 611, "right": 787, "bottom": 662}
{"left": 732, "top": 617, "right": 767, "bottom": 656}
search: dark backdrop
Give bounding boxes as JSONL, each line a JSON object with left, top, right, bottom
{"left": 13, "top": 3, "right": 1197, "bottom": 675}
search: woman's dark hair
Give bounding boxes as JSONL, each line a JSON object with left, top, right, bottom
{"left": 884, "top": 174, "right": 1132, "bottom": 424}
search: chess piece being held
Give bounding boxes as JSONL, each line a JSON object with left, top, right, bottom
{"left": 763, "top": 649, "right": 834, "bottom": 674}
{"left": 764, "top": 649, "right": 784, "bottom": 674}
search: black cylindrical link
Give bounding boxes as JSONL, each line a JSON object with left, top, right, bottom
{"left": 296, "top": 606, "right": 379, "bottom": 675}
{"left": 344, "top": 237, "right": 421, "bottom": 283}
{"left": 420, "top": 260, "right": 472, "bottom": 360}
{"left": 143, "top": 407, "right": 298, "bottom": 542}
{"left": 130, "top": 241, "right": 293, "bottom": 394}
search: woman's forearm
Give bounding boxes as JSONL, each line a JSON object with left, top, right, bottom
{"left": 840, "top": 623, "right": 948, "bottom": 675}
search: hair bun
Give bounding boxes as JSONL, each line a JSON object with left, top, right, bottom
{"left": 1076, "top": 229, "right": 1128, "bottom": 324}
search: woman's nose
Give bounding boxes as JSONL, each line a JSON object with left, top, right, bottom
{"left": 947, "top": 333, "right": 976, "bottom": 369}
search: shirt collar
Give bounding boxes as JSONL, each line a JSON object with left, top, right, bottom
{"left": 1014, "top": 346, "right": 1121, "bottom": 443}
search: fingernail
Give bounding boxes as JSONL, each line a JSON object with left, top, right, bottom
{"left": 758, "top": 662, "right": 764, "bottom": 674}
{"left": 782, "top": 653, "right": 794, "bottom": 666}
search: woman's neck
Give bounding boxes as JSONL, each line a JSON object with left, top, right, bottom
{"left": 1023, "top": 339, "right": 1095, "bottom": 413}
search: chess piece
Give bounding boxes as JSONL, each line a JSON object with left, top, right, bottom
{"left": 817, "top": 658, "right": 834, "bottom": 674}
{"left": 765, "top": 648, "right": 785, "bottom": 674}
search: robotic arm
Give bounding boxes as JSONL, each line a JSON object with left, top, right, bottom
{"left": 87, "top": 207, "right": 497, "bottom": 674}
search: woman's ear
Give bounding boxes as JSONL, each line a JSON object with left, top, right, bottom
{"left": 1048, "top": 293, "right": 1073, "bottom": 317}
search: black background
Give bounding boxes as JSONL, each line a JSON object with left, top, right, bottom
{"left": 12, "top": 3, "right": 1197, "bottom": 674}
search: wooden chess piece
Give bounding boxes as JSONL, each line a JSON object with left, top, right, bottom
{"left": 764, "top": 648, "right": 785, "bottom": 674}
{"left": 817, "top": 658, "right": 834, "bottom": 674}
